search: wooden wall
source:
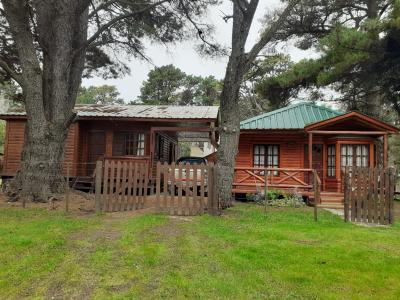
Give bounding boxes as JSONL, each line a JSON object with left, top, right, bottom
{"left": 2, "top": 120, "right": 78, "bottom": 176}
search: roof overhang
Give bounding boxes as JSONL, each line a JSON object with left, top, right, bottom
{"left": 304, "top": 111, "right": 399, "bottom": 134}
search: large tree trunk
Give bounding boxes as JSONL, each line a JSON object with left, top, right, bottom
{"left": 215, "top": 2, "right": 254, "bottom": 209}
{"left": 216, "top": 80, "right": 242, "bottom": 208}
{"left": 3, "top": 0, "right": 89, "bottom": 202}
{"left": 9, "top": 119, "right": 69, "bottom": 201}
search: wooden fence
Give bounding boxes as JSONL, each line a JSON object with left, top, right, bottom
{"left": 94, "top": 160, "right": 149, "bottom": 212}
{"left": 344, "top": 166, "right": 395, "bottom": 225}
{"left": 156, "top": 162, "right": 218, "bottom": 216}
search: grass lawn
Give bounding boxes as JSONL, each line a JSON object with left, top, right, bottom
{"left": 1, "top": 204, "right": 400, "bottom": 299}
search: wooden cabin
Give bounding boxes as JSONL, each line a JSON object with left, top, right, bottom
{"left": 0, "top": 104, "right": 218, "bottom": 186}
{"left": 234, "top": 103, "right": 399, "bottom": 208}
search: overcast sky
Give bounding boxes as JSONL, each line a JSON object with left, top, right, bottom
{"left": 82, "top": 1, "right": 316, "bottom": 103}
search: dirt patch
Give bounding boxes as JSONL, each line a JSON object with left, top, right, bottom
{"left": 0, "top": 191, "right": 95, "bottom": 215}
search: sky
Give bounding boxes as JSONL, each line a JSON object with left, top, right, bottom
{"left": 82, "top": 1, "right": 316, "bottom": 103}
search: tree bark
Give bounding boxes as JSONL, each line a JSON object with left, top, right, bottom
{"left": 3, "top": 0, "right": 89, "bottom": 202}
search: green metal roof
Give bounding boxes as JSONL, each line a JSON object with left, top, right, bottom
{"left": 240, "top": 102, "right": 343, "bottom": 130}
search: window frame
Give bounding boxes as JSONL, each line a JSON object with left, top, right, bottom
{"left": 327, "top": 144, "right": 336, "bottom": 178}
{"left": 113, "top": 131, "right": 145, "bottom": 156}
{"left": 253, "top": 144, "right": 280, "bottom": 176}
{"left": 340, "top": 144, "right": 369, "bottom": 170}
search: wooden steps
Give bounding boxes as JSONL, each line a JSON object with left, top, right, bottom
{"left": 318, "top": 192, "right": 344, "bottom": 209}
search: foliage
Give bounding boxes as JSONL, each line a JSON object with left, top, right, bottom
{"left": 246, "top": 189, "right": 305, "bottom": 207}
{"left": 136, "top": 64, "right": 221, "bottom": 106}
{"left": 261, "top": 0, "right": 400, "bottom": 119}
{"left": 1, "top": 205, "right": 400, "bottom": 298}
{"left": 76, "top": 85, "right": 124, "bottom": 105}
{"left": 178, "top": 142, "right": 191, "bottom": 158}
{"left": 240, "top": 55, "right": 295, "bottom": 120}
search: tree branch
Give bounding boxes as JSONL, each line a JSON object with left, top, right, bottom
{"left": 0, "top": 57, "right": 23, "bottom": 87}
{"left": 83, "top": 0, "right": 170, "bottom": 51}
{"left": 245, "top": 0, "right": 299, "bottom": 70}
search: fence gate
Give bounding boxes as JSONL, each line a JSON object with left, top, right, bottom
{"left": 344, "top": 166, "right": 395, "bottom": 225}
{"left": 94, "top": 160, "right": 149, "bottom": 212}
{"left": 155, "top": 162, "right": 219, "bottom": 216}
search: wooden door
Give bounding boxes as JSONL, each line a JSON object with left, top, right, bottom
{"left": 304, "top": 144, "right": 323, "bottom": 186}
{"left": 87, "top": 131, "right": 106, "bottom": 175}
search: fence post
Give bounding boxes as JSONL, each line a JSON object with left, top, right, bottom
{"left": 65, "top": 163, "right": 70, "bottom": 213}
{"left": 313, "top": 170, "right": 318, "bottom": 222}
{"left": 94, "top": 160, "right": 103, "bottom": 212}
{"left": 264, "top": 169, "right": 268, "bottom": 214}
{"left": 389, "top": 167, "right": 395, "bottom": 224}
{"left": 207, "top": 163, "right": 216, "bottom": 215}
{"left": 344, "top": 167, "right": 349, "bottom": 222}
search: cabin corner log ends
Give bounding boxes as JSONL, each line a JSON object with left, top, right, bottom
{"left": 94, "top": 160, "right": 220, "bottom": 215}
{"left": 344, "top": 166, "right": 395, "bottom": 225}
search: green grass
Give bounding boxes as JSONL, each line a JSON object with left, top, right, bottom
{"left": 1, "top": 204, "right": 400, "bottom": 299}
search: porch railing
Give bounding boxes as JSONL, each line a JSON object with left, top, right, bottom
{"left": 233, "top": 166, "right": 321, "bottom": 203}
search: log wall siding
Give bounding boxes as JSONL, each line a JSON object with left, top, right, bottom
{"left": 2, "top": 120, "right": 79, "bottom": 176}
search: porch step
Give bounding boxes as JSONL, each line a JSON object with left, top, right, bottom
{"left": 317, "top": 203, "right": 344, "bottom": 209}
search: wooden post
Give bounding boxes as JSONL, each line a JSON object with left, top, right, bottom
{"left": 313, "top": 170, "right": 318, "bottom": 222}
{"left": 308, "top": 133, "right": 313, "bottom": 169}
{"left": 66, "top": 163, "right": 70, "bottom": 212}
{"left": 389, "top": 167, "right": 395, "bottom": 224}
{"left": 94, "top": 160, "right": 103, "bottom": 212}
{"left": 344, "top": 167, "right": 349, "bottom": 222}
{"left": 264, "top": 169, "right": 268, "bottom": 214}
{"left": 383, "top": 134, "right": 388, "bottom": 168}
{"left": 156, "top": 162, "right": 161, "bottom": 212}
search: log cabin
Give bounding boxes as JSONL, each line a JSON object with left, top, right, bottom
{"left": 234, "top": 102, "right": 399, "bottom": 208}
{"left": 0, "top": 104, "right": 219, "bottom": 189}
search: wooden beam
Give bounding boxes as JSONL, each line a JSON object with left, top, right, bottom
{"left": 308, "top": 133, "right": 313, "bottom": 169}
{"left": 308, "top": 130, "right": 387, "bottom": 135}
{"left": 384, "top": 134, "right": 388, "bottom": 168}
{"left": 150, "top": 126, "right": 218, "bottom": 132}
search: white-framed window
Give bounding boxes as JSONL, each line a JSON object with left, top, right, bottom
{"left": 327, "top": 144, "right": 336, "bottom": 177}
{"left": 253, "top": 145, "right": 279, "bottom": 175}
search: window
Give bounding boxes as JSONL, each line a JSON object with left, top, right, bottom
{"left": 253, "top": 145, "right": 279, "bottom": 175}
{"left": 340, "top": 144, "right": 369, "bottom": 170}
{"left": 327, "top": 145, "right": 335, "bottom": 177}
{"left": 113, "top": 132, "right": 145, "bottom": 156}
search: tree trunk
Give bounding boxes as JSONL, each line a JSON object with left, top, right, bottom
{"left": 216, "top": 82, "right": 242, "bottom": 208}
{"left": 3, "top": 0, "right": 89, "bottom": 202}
{"left": 8, "top": 120, "right": 69, "bottom": 202}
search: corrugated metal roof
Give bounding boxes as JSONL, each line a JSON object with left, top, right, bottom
{"left": 240, "top": 102, "right": 342, "bottom": 130}
{"left": 0, "top": 104, "right": 219, "bottom": 120}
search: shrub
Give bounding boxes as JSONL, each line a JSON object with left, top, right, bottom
{"left": 246, "top": 189, "right": 305, "bottom": 208}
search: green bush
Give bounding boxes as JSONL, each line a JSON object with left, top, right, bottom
{"left": 246, "top": 189, "right": 305, "bottom": 208}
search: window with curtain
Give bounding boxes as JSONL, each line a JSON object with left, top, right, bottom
{"left": 253, "top": 145, "right": 279, "bottom": 175}
{"left": 113, "top": 132, "right": 145, "bottom": 156}
{"left": 340, "top": 144, "right": 369, "bottom": 170}
{"left": 327, "top": 145, "right": 336, "bottom": 177}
